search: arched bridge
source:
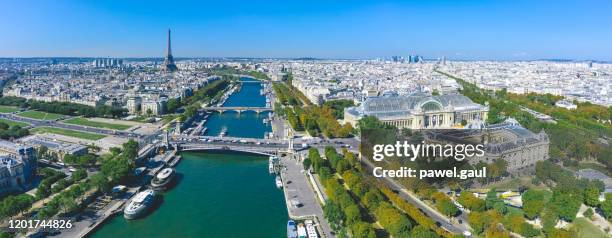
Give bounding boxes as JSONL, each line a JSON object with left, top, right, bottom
{"left": 201, "top": 106, "right": 273, "bottom": 114}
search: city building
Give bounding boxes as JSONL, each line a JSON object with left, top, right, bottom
{"left": 430, "top": 118, "right": 549, "bottom": 175}
{"left": 141, "top": 96, "right": 168, "bottom": 115}
{"left": 344, "top": 93, "right": 489, "bottom": 129}
{"left": 0, "top": 140, "right": 37, "bottom": 195}
{"left": 127, "top": 96, "right": 142, "bottom": 114}
{"left": 93, "top": 58, "right": 123, "bottom": 68}
{"left": 18, "top": 135, "right": 88, "bottom": 160}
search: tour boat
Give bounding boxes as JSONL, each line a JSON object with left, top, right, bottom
{"left": 124, "top": 189, "right": 156, "bottom": 219}
{"left": 151, "top": 168, "right": 176, "bottom": 190}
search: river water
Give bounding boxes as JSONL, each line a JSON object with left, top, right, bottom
{"left": 91, "top": 78, "right": 287, "bottom": 238}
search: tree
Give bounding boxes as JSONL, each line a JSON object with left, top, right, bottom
{"left": 436, "top": 198, "right": 459, "bottom": 217}
{"left": 302, "top": 157, "right": 312, "bottom": 170}
{"left": 550, "top": 188, "right": 581, "bottom": 222}
{"left": 323, "top": 201, "right": 345, "bottom": 232}
{"left": 410, "top": 225, "right": 439, "bottom": 238}
{"left": 166, "top": 98, "right": 181, "bottom": 113}
{"left": 486, "top": 188, "right": 507, "bottom": 214}
{"left": 350, "top": 222, "right": 376, "bottom": 238}
{"left": 122, "top": 139, "right": 139, "bottom": 160}
{"left": 72, "top": 168, "right": 87, "bottom": 181}
{"left": 583, "top": 183, "right": 601, "bottom": 207}
{"left": 344, "top": 204, "right": 361, "bottom": 225}
{"left": 458, "top": 191, "right": 485, "bottom": 212}
{"left": 59, "top": 195, "right": 77, "bottom": 213}
{"left": 468, "top": 211, "right": 488, "bottom": 234}
{"left": 601, "top": 193, "right": 612, "bottom": 219}
{"left": 90, "top": 173, "right": 111, "bottom": 193}
{"left": 522, "top": 189, "right": 546, "bottom": 219}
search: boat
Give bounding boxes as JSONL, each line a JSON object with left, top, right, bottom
{"left": 167, "top": 155, "right": 182, "bottom": 167}
{"left": 297, "top": 223, "right": 307, "bottom": 238}
{"left": 269, "top": 156, "right": 279, "bottom": 163}
{"left": 124, "top": 189, "right": 156, "bottom": 219}
{"left": 275, "top": 176, "right": 283, "bottom": 189}
{"left": 219, "top": 127, "right": 228, "bottom": 137}
{"left": 269, "top": 163, "right": 275, "bottom": 174}
{"left": 305, "top": 220, "right": 318, "bottom": 238}
{"left": 269, "top": 156, "right": 279, "bottom": 174}
{"left": 287, "top": 220, "right": 298, "bottom": 238}
{"left": 134, "top": 167, "right": 147, "bottom": 177}
{"left": 151, "top": 168, "right": 176, "bottom": 190}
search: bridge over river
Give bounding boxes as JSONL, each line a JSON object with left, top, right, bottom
{"left": 201, "top": 106, "right": 273, "bottom": 114}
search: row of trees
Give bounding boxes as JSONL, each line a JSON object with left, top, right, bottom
{"left": 309, "top": 147, "right": 446, "bottom": 238}
{"left": 179, "top": 79, "right": 232, "bottom": 121}
{"left": 284, "top": 105, "right": 354, "bottom": 138}
{"left": 0, "top": 96, "right": 128, "bottom": 118}
{"left": 273, "top": 81, "right": 353, "bottom": 138}
{"left": 36, "top": 140, "right": 139, "bottom": 219}
{"left": 205, "top": 65, "right": 270, "bottom": 80}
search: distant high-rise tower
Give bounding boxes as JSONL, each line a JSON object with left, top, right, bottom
{"left": 163, "top": 29, "right": 178, "bottom": 72}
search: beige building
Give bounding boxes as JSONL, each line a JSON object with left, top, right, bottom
{"left": 126, "top": 96, "right": 142, "bottom": 114}
{"left": 344, "top": 93, "right": 489, "bottom": 129}
{"left": 427, "top": 118, "right": 550, "bottom": 175}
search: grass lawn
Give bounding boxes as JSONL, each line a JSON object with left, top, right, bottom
{"left": 18, "top": 111, "right": 65, "bottom": 120}
{"left": 63, "top": 117, "right": 132, "bottom": 130}
{"left": 0, "top": 118, "right": 30, "bottom": 127}
{"left": 570, "top": 217, "right": 608, "bottom": 238}
{"left": 0, "top": 105, "right": 20, "bottom": 113}
{"left": 31, "top": 127, "right": 106, "bottom": 140}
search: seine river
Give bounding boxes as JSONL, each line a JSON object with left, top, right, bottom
{"left": 91, "top": 78, "right": 287, "bottom": 237}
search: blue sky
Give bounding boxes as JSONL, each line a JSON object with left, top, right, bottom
{"left": 1, "top": 0, "right": 611, "bottom": 60}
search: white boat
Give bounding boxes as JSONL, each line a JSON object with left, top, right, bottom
{"left": 151, "top": 168, "right": 176, "bottom": 190}
{"left": 269, "top": 163, "right": 275, "bottom": 174}
{"left": 297, "top": 223, "right": 307, "bottom": 238}
{"left": 287, "top": 220, "right": 298, "bottom": 238}
{"left": 124, "top": 189, "right": 156, "bottom": 219}
{"left": 305, "top": 220, "right": 318, "bottom": 238}
{"left": 219, "top": 127, "right": 228, "bottom": 137}
{"left": 275, "top": 176, "right": 283, "bottom": 189}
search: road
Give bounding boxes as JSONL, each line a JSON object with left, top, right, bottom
{"left": 0, "top": 113, "right": 142, "bottom": 139}
{"left": 280, "top": 154, "right": 334, "bottom": 238}
{"left": 360, "top": 158, "right": 471, "bottom": 235}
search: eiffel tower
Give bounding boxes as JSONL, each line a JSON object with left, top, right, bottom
{"left": 162, "top": 29, "right": 178, "bottom": 72}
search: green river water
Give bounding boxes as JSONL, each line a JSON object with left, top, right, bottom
{"left": 91, "top": 78, "right": 287, "bottom": 238}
